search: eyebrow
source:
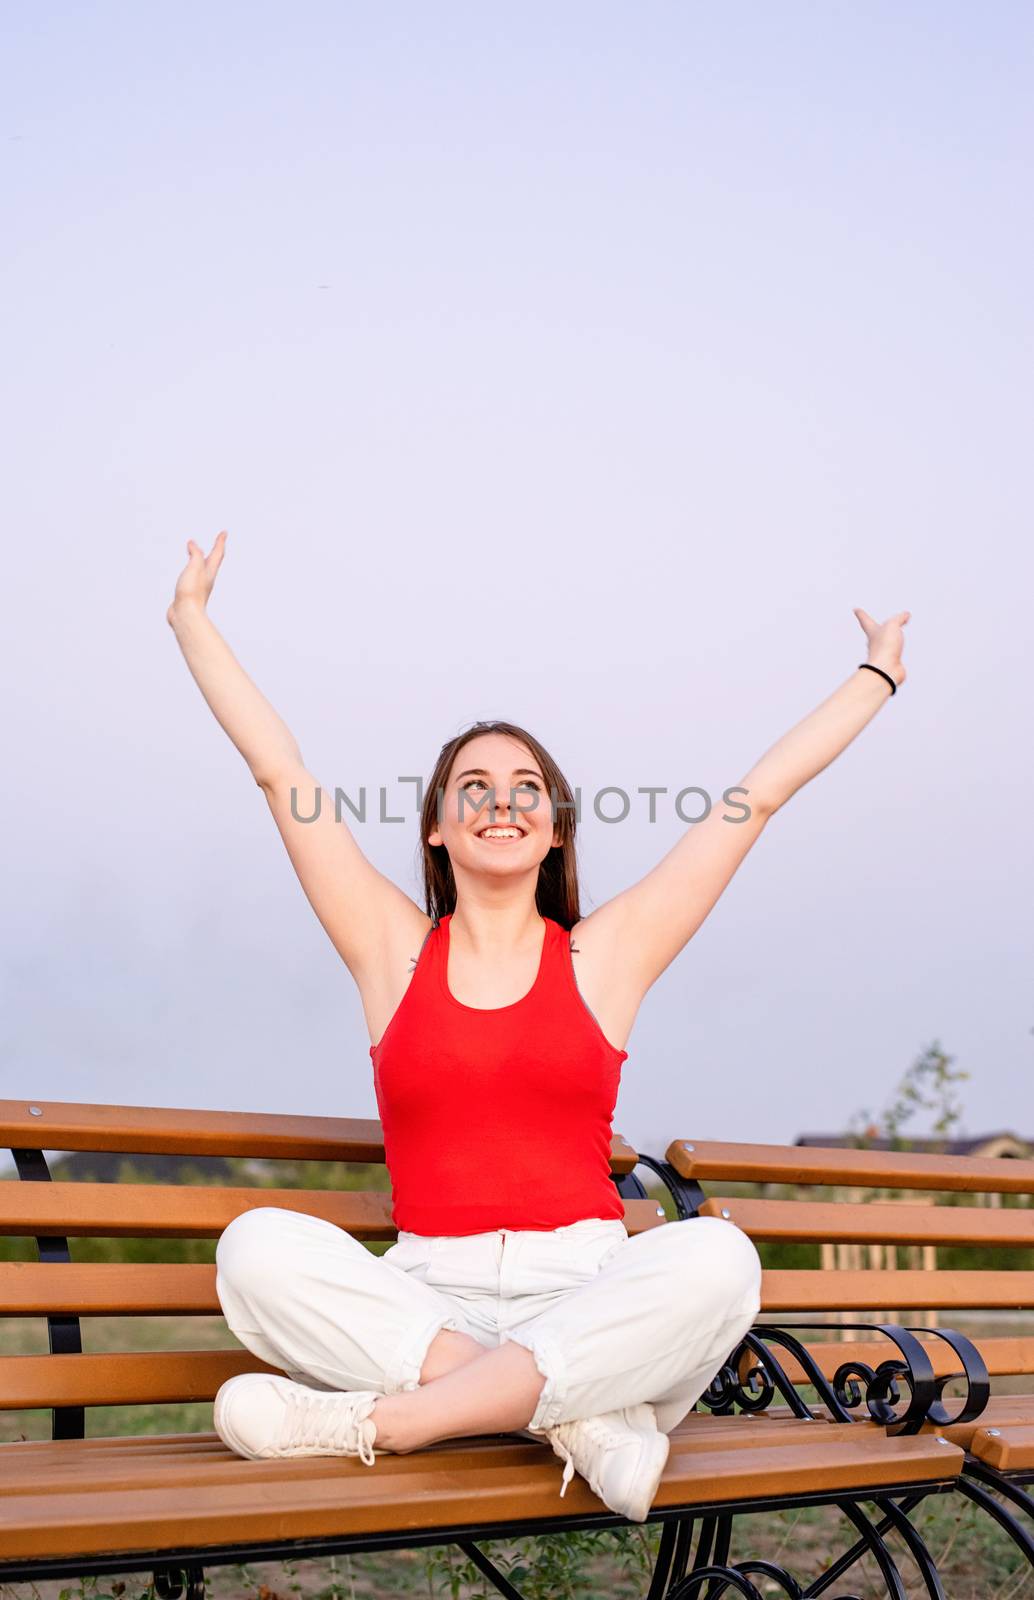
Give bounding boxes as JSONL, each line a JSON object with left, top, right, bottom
{"left": 453, "top": 767, "right": 544, "bottom": 782}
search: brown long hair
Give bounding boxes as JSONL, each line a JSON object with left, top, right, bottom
{"left": 418, "top": 720, "right": 582, "bottom": 930}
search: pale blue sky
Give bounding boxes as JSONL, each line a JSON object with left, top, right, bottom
{"left": 2, "top": 2, "right": 1032, "bottom": 1158}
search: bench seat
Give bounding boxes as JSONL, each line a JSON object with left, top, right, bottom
{"left": 0, "top": 1413, "right": 963, "bottom": 1567}
{"left": 937, "top": 1395, "right": 1034, "bottom": 1451}
{"left": 968, "top": 1423, "right": 1034, "bottom": 1472}
{"left": 758, "top": 1394, "right": 1034, "bottom": 1451}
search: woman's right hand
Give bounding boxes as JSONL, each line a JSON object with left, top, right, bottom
{"left": 167, "top": 531, "right": 228, "bottom": 626}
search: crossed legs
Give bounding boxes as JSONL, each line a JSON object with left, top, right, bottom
{"left": 215, "top": 1209, "right": 549, "bottom": 1452}
{"left": 375, "top": 1330, "right": 546, "bottom": 1451}
{"left": 214, "top": 1207, "right": 762, "bottom": 1453}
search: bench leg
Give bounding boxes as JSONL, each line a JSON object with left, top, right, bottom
{"left": 457, "top": 1523, "right": 697, "bottom": 1600}
{"left": 456, "top": 1514, "right": 712, "bottom": 1600}
{"left": 790, "top": 1452, "right": 1034, "bottom": 1592}
{"left": 868, "top": 1497, "right": 945, "bottom": 1600}
{"left": 455, "top": 1540, "right": 533, "bottom": 1600}
{"left": 644, "top": 1516, "right": 679, "bottom": 1598}
{"left": 658, "top": 1512, "right": 797, "bottom": 1600}
{"left": 957, "top": 1463, "right": 1034, "bottom": 1568}
{"left": 11, "top": 1146, "right": 85, "bottom": 1441}
{"left": 667, "top": 1566, "right": 767, "bottom": 1599}
{"left": 657, "top": 1496, "right": 939, "bottom": 1600}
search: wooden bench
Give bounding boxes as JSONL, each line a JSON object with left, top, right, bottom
{"left": 0, "top": 1099, "right": 969, "bottom": 1600}
{"left": 652, "top": 1136, "right": 1034, "bottom": 1573}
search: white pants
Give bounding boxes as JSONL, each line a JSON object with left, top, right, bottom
{"left": 214, "top": 1208, "right": 762, "bottom": 1435}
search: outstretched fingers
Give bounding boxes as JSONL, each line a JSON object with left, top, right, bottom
{"left": 205, "top": 530, "right": 228, "bottom": 576}
{"left": 854, "top": 606, "right": 911, "bottom": 633}
{"left": 174, "top": 532, "right": 228, "bottom": 613}
{"left": 186, "top": 531, "right": 226, "bottom": 564}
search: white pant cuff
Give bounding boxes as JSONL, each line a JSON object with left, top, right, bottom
{"left": 502, "top": 1327, "right": 569, "bottom": 1432}
{"left": 385, "top": 1312, "right": 464, "bottom": 1394}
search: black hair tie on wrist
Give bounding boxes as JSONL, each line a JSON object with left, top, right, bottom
{"left": 858, "top": 662, "right": 897, "bottom": 695}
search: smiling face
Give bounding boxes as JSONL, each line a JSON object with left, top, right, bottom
{"left": 427, "top": 731, "right": 561, "bottom": 883}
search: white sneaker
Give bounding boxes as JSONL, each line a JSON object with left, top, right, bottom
{"left": 533, "top": 1403, "right": 670, "bottom": 1522}
{"left": 214, "top": 1373, "right": 388, "bottom": 1463}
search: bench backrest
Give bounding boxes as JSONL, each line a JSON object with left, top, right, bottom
{"left": 1, "top": 1098, "right": 655, "bottom": 1433}
{"left": 663, "top": 1136, "right": 1034, "bottom": 1388}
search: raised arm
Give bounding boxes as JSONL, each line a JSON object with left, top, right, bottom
{"left": 580, "top": 609, "right": 910, "bottom": 998}
{"left": 166, "top": 533, "right": 420, "bottom": 977}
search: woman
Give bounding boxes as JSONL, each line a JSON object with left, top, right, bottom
{"left": 167, "top": 530, "right": 909, "bottom": 1522}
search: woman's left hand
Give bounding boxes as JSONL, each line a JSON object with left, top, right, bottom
{"left": 853, "top": 607, "right": 911, "bottom": 689}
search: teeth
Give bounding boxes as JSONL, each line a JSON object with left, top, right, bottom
{"left": 479, "top": 828, "right": 522, "bottom": 839}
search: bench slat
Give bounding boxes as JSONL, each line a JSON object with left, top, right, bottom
{"left": 938, "top": 1398, "right": 1034, "bottom": 1451}
{"left": 0, "top": 1351, "right": 278, "bottom": 1410}
{"left": 1, "top": 1101, "right": 386, "bottom": 1162}
{"left": 762, "top": 1270, "right": 1034, "bottom": 1312}
{"left": 667, "top": 1139, "right": 1034, "bottom": 1194}
{"left": 0, "top": 1099, "right": 639, "bottom": 1173}
{"left": 2, "top": 1178, "right": 657, "bottom": 1239}
{"left": 0, "top": 1427, "right": 962, "bottom": 1561}
{"left": 0, "top": 1185, "right": 398, "bottom": 1239}
{"left": 0, "top": 1417, "right": 943, "bottom": 1490}
{"left": 3, "top": 1261, "right": 1028, "bottom": 1316}
{"left": 0, "top": 1200, "right": 667, "bottom": 1314}
{"left": 0, "top": 1263, "right": 219, "bottom": 1314}
{"left": 702, "top": 1197, "right": 1034, "bottom": 1246}
{"left": 751, "top": 1398, "right": 1034, "bottom": 1453}
{"left": 970, "top": 1424, "right": 1034, "bottom": 1472}
{"left": 6, "top": 1334, "right": 1030, "bottom": 1413}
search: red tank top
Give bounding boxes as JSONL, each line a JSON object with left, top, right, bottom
{"left": 370, "top": 913, "right": 629, "bottom": 1236}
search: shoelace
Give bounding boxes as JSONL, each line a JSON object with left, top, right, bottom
{"left": 280, "top": 1389, "right": 377, "bottom": 1464}
{"left": 547, "top": 1427, "right": 611, "bottom": 1497}
{"left": 546, "top": 1415, "right": 627, "bottom": 1499}
{"left": 547, "top": 1429, "right": 578, "bottom": 1498}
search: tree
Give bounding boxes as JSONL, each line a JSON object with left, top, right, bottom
{"left": 848, "top": 1039, "right": 969, "bottom": 1151}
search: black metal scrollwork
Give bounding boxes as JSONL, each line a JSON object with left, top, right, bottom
{"left": 153, "top": 1567, "right": 205, "bottom": 1600}
{"left": 701, "top": 1348, "right": 776, "bottom": 1416}
{"left": 828, "top": 1325, "right": 989, "bottom": 1433}
{"left": 666, "top": 1548, "right": 866, "bottom": 1600}
{"left": 917, "top": 1327, "right": 990, "bottom": 1429}
{"left": 721, "top": 1323, "right": 945, "bottom": 1434}
{"left": 697, "top": 1319, "right": 989, "bottom": 1441}
{"left": 667, "top": 1565, "right": 767, "bottom": 1599}
{"left": 699, "top": 1330, "right": 815, "bottom": 1421}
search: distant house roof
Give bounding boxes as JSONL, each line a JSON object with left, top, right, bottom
{"left": 796, "top": 1132, "right": 1033, "bottom": 1157}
